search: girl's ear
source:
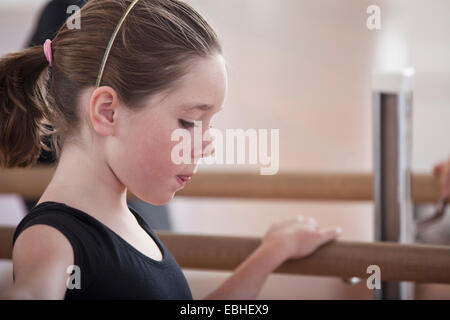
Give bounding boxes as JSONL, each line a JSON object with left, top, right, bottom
{"left": 89, "top": 86, "right": 120, "bottom": 136}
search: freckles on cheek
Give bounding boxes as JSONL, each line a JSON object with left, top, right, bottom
{"left": 132, "top": 129, "right": 177, "bottom": 177}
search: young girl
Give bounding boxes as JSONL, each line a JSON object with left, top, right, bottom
{"left": 0, "top": 0, "right": 342, "bottom": 299}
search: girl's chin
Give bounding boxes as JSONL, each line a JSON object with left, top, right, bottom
{"left": 141, "top": 196, "right": 172, "bottom": 206}
{"left": 132, "top": 175, "right": 184, "bottom": 204}
{"left": 134, "top": 189, "right": 174, "bottom": 206}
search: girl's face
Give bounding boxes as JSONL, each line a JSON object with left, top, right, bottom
{"left": 107, "top": 54, "right": 227, "bottom": 205}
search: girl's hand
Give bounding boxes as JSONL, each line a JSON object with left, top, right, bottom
{"left": 433, "top": 157, "right": 450, "bottom": 200}
{"left": 262, "top": 216, "right": 342, "bottom": 261}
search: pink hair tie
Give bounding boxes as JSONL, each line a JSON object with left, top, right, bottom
{"left": 43, "top": 39, "right": 53, "bottom": 67}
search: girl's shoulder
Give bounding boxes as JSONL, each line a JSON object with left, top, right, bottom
{"left": 13, "top": 201, "right": 101, "bottom": 247}
{"left": 12, "top": 201, "right": 108, "bottom": 291}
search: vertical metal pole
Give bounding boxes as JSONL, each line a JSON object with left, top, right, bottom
{"left": 373, "top": 70, "right": 415, "bottom": 300}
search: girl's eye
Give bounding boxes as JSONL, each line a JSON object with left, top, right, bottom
{"left": 178, "top": 119, "right": 213, "bottom": 129}
{"left": 179, "top": 119, "right": 195, "bottom": 129}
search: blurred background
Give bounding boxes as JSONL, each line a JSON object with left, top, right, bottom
{"left": 0, "top": 0, "right": 449, "bottom": 299}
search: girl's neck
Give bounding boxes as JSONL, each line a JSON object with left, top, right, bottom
{"left": 37, "top": 142, "right": 132, "bottom": 224}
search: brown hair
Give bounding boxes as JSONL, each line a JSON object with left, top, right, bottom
{"left": 0, "top": 0, "right": 222, "bottom": 168}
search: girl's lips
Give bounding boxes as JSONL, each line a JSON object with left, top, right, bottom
{"left": 176, "top": 175, "right": 191, "bottom": 186}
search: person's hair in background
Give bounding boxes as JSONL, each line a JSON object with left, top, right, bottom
{"left": 0, "top": 0, "right": 221, "bottom": 168}
{"left": 27, "top": 0, "right": 89, "bottom": 47}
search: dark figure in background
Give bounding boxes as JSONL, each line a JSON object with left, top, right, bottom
{"left": 24, "top": 0, "right": 172, "bottom": 231}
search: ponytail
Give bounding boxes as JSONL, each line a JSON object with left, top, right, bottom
{"left": 0, "top": 46, "right": 53, "bottom": 168}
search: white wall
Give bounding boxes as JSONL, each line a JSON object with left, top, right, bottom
{"left": 374, "top": 0, "right": 450, "bottom": 170}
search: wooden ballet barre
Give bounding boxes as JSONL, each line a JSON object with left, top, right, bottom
{"left": 156, "top": 232, "right": 450, "bottom": 284}
{"left": 178, "top": 171, "right": 439, "bottom": 203}
{"left": 1, "top": 226, "right": 449, "bottom": 284}
{"left": 0, "top": 226, "right": 14, "bottom": 261}
{"left": 0, "top": 166, "right": 440, "bottom": 203}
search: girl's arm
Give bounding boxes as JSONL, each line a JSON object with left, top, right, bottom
{"left": 203, "top": 240, "right": 286, "bottom": 300}
{"left": 203, "top": 216, "right": 342, "bottom": 300}
{"left": 0, "top": 225, "right": 73, "bottom": 300}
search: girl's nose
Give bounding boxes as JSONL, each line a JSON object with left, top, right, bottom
{"left": 192, "top": 129, "right": 215, "bottom": 160}
{"left": 192, "top": 140, "right": 215, "bottom": 159}
{"left": 201, "top": 141, "right": 215, "bottom": 158}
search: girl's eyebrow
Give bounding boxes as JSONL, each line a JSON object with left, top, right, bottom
{"left": 182, "top": 104, "right": 223, "bottom": 112}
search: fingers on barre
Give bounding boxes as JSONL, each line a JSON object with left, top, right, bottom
{"left": 319, "top": 226, "right": 343, "bottom": 243}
